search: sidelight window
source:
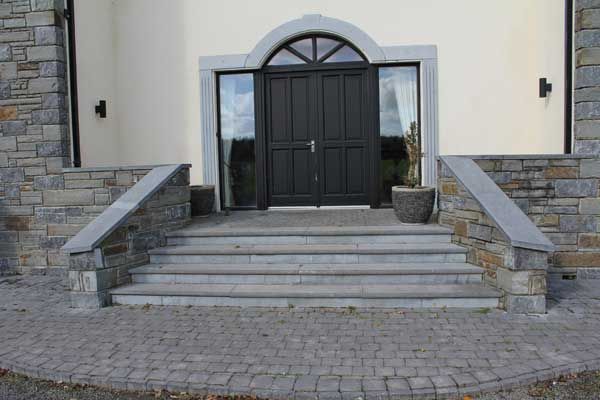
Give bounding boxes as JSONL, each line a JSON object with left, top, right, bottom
{"left": 378, "top": 66, "right": 419, "bottom": 204}
{"left": 218, "top": 73, "right": 256, "bottom": 208}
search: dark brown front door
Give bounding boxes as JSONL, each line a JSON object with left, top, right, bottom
{"left": 265, "top": 69, "right": 369, "bottom": 207}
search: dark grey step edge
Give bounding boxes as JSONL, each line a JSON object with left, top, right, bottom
{"left": 111, "top": 283, "right": 502, "bottom": 299}
{"left": 130, "top": 263, "right": 484, "bottom": 276}
{"left": 166, "top": 225, "right": 452, "bottom": 238}
{"left": 147, "top": 243, "right": 468, "bottom": 256}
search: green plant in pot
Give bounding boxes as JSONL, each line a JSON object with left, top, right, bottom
{"left": 391, "top": 122, "right": 435, "bottom": 224}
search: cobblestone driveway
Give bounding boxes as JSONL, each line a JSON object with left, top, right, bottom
{"left": 0, "top": 276, "right": 599, "bottom": 399}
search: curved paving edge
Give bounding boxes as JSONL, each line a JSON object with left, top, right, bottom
{"left": 2, "top": 276, "right": 600, "bottom": 400}
{"left": 2, "top": 358, "right": 600, "bottom": 399}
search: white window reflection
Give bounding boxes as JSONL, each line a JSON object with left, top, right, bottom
{"left": 219, "top": 74, "right": 256, "bottom": 208}
{"left": 378, "top": 66, "right": 419, "bottom": 203}
{"left": 268, "top": 49, "right": 306, "bottom": 66}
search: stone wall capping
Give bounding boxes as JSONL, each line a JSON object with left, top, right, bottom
{"left": 62, "top": 164, "right": 190, "bottom": 254}
{"left": 440, "top": 156, "right": 556, "bottom": 253}
{"left": 62, "top": 164, "right": 191, "bottom": 173}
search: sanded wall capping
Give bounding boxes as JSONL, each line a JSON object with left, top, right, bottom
{"left": 64, "top": 164, "right": 192, "bottom": 309}
{"left": 438, "top": 156, "right": 555, "bottom": 314}
{"left": 575, "top": 0, "right": 600, "bottom": 155}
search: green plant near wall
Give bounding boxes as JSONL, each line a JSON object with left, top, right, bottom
{"left": 404, "top": 121, "right": 420, "bottom": 188}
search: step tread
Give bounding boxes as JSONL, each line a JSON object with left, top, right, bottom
{"left": 148, "top": 243, "right": 468, "bottom": 255}
{"left": 130, "top": 262, "right": 484, "bottom": 276}
{"left": 111, "top": 283, "right": 502, "bottom": 299}
{"left": 167, "top": 224, "right": 452, "bottom": 237}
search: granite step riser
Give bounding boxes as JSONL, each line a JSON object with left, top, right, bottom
{"left": 131, "top": 273, "right": 483, "bottom": 285}
{"left": 112, "top": 294, "right": 500, "bottom": 308}
{"left": 149, "top": 253, "right": 467, "bottom": 264}
{"left": 166, "top": 234, "right": 451, "bottom": 246}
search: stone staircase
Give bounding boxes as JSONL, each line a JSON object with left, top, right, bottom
{"left": 111, "top": 222, "right": 501, "bottom": 308}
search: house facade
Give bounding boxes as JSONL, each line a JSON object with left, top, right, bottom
{"left": 72, "top": 0, "right": 569, "bottom": 210}
{"left": 1, "top": 0, "right": 599, "bottom": 312}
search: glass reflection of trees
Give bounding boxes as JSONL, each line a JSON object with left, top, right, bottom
{"left": 219, "top": 74, "right": 256, "bottom": 208}
{"left": 378, "top": 66, "right": 418, "bottom": 204}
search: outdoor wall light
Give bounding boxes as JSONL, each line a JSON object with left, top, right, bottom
{"left": 95, "top": 100, "right": 107, "bottom": 118}
{"left": 539, "top": 78, "right": 552, "bottom": 98}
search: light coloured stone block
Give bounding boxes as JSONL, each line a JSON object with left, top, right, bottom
{"left": 504, "top": 294, "right": 546, "bottom": 314}
{"left": 580, "top": 198, "right": 600, "bottom": 214}
{"left": 44, "top": 189, "right": 94, "bottom": 206}
{"left": 25, "top": 11, "right": 56, "bottom": 27}
{"left": 0, "top": 62, "right": 17, "bottom": 80}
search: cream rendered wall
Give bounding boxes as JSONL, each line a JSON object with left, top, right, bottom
{"left": 75, "top": 0, "right": 566, "bottom": 184}
{"left": 74, "top": 0, "right": 119, "bottom": 166}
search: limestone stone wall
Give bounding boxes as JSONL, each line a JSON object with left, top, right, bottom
{"left": 0, "top": 0, "right": 70, "bottom": 276}
{"left": 437, "top": 161, "right": 549, "bottom": 313}
{"left": 68, "top": 167, "right": 191, "bottom": 308}
{"left": 576, "top": 0, "right": 600, "bottom": 154}
{"left": 450, "top": 155, "right": 600, "bottom": 279}
{"left": 31, "top": 166, "right": 155, "bottom": 274}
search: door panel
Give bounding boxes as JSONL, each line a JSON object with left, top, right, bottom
{"left": 266, "top": 72, "right": 317, "bottom": 206}
{"left": 292, "top": 148, "right": 312, "bottom": 194}
{"left": 322, "top": 76, "right": 342, "bottom": 141}
{"left": 323, "top": 147, "right": 343, "bottom": 194}
{"left": 344, "top": 74, "right": 364, "bottom": 140}
{"left": 317, "top": 70, "right": 369, "bottom": 205}
{"left": 269, "top": 78, "right": 288, "bottom": 143}
{"left": 270, "top": 149, "right": 289, "bottom": 195}
{"left": 290, "top": 77, "right": 310, "bottom": 142}
{"left": 346, "top": 147, "right": 365, "bottom": 194}
{"left": 265, "top": 69, "right": 370, "bottom": 207}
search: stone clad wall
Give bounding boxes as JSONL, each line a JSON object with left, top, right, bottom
{"left": 34, "top": 166, "right": 154, "bottom": 273}
{"left": 450, "top": 155, "right": 600, "bottom": 278}
{"left": 437, "top": 161, "right": 549, "bottom": 313}
{"left": 576, "top": 0, "right": 600, "bottom": 154}
{"left": 0, "top": 0, "right": 70, "bottom": 275}
{"left": 68, "top": 167, "right": 191, "bottom": 308}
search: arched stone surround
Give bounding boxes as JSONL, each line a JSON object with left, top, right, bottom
{"left": 199, "top": 14, "right": 439, "bottom": 210}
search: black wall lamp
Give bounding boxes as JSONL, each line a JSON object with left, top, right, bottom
{"left": 539, "top": 78, "right": 552, "bottom": 98}
{"left": 95, "top": 100, "right": 107, "bottom": 118}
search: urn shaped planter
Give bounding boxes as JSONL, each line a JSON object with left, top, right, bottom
{"left": 190, "top": 185, "right": 215, "bottom": 217}
{"left": 392, "top": 186, "right": 435, "bottom": 224}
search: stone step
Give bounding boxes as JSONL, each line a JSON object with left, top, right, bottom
{"left": 148, "top": 243, "right": 468, "bottom": 264}
{"left": 111, "top": 283, "right": 501, "bottom": 308}
{"left": 166, "top": 225, "right": 452, "bottom": 246}
{"left": 130, "top": 262, "right": 484, "bottom": 285}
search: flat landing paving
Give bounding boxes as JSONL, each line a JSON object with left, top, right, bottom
{"left": 2, "top": 276, "right": 600, "bottom": 399}
{"left": 180, "top": 209, "right": 432, "bottom": 231}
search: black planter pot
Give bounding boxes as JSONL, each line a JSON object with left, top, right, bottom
{"left": 391, "top": 186, "right": 435, "bottom": 224}
{"left": 190, "top": 185, "right": 215, "bottom": 217}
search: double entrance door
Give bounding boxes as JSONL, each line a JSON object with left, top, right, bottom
{"left": 265, "top": 69, "right": 370, "bottom": 207}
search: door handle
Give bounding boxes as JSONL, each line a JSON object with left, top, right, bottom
{"left": 306, "top": 140, "right": 315, "bottom": 153}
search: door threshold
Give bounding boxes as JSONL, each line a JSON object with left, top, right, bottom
{"left": 268, "top": 205, "right": 371, "bottom": 211}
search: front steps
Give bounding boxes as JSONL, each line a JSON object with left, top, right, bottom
{"left": 111, "top": 223, "right": 501, "bottom": 308}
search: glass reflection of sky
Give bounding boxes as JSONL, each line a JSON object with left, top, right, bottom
{"left": 378, "top": 67, "right": 417, "bottom": 137}
{"left": 219, "top": 74, "right": 255, "bottom": 140}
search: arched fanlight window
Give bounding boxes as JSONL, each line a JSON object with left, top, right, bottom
{"left": 267, "top": 35, "right": 366, "bottom": 66}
